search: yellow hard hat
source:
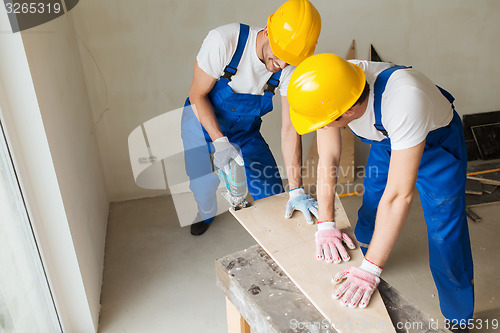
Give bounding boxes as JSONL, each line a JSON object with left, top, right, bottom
{"left": 267, "top": 0, "right": 321, "bottom": 67}
{"left": 287, "top": 53, "right": 366, "bottom": 135}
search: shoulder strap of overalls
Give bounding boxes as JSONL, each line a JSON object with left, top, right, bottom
{"left": 264, "top": 70, "right": 282, "bottom": 96}
{"left": 221, "top": 23, "right": 250, "bottom": 81}
{"left": 373, "top": 65, "right": 411, "bottom": 136}
{"left": 221, "top": 23, "right": 282, "bottom": 95}
{"left": 436, "top": 86, "right": 455, "bottom": 105}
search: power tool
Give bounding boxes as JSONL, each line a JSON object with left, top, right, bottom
{"left": 211, "top": 155, "right": 249, "bottom": 211}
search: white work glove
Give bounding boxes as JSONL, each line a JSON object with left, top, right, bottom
{"left": 315, "top": 221, "right": 356, "bottom": 263}
{"left": 332, "top": 258, "right": 382, "bottom": 309}
{"left": 285, "top": 188, "right": 319, "bottom": 224}
{"left": 213, "top": 136, "right": 244, "bottom": 175}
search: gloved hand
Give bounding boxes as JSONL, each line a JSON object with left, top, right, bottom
{"left": 332, "top": 258, "right": 382, "bottom": 308}
{"left": 315, "top": 221, "right": 356, "bottom": 263}
{"left": 285, "top": 188, "right": 318, "bottom": 224}
{"left": 213, "top": 136, "right": 244, "bottom": 175}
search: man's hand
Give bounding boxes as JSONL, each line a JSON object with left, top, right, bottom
{"left": 213, "top": 136, "right": 244, "bottom": 174}
{"left": 285, "top": 188, "right": 319, "bottom": 224}
{"left": 332, "top": 258, "right": 382, "bottom": 308}
{"left": 315, "top": 221, "right": 356, "bottom": 263}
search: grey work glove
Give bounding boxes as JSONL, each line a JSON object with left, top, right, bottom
{"left": 213, "top": 136, "right": 244, "bottom": 174}
{"left": 285, "top": 188, "right": 319, "bottom": 224}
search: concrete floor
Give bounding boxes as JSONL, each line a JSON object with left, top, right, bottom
{"left": 98, "top": 191, "right": 500, "bottom": 333}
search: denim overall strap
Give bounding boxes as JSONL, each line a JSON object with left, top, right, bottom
{"left": 208, "top": 23, "right": 282, "bottom": 117}
{"left": 436, "top": 86, "right": 455, "bottom": 105}
{"left": 373, "top": 65, "right": 411, "bottom": 137}
{"left": 221, "top": 23, "right": 249, "bottom": 82}
{"left": 263, "top": 70, "right": 282, "bottom": 98}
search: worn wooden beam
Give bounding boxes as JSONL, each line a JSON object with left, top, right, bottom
{"left": 465, "top": 179, "right": 483, "bottom": 195}
{"left": 226, "top": 298, "right": 251, "bottom": 333}
{"left": 216, "top": 245, "right": 449, "bottom": 333}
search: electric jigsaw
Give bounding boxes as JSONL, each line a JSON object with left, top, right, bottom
{"left": 212, "top": 156, "right": 249, "bottom": 211}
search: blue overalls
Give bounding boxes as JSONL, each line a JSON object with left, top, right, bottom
{"left": 353, "top": 66, "right": 474, "bottom": 323}
{"left": 181, "top": 24, "right": 284, "bottom": 224}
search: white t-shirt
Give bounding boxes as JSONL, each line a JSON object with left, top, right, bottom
{"left": 347, "top": 60, "right": 454, "bottom": 150}
{"left": 196, "top": 23, "right": 294, "bottom": 97}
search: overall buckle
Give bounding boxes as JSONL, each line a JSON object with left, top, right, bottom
{"left": 222, "top": 66, "right": 237, "bottom": 81}
{"left": 264, "top": 77, "right": 280, "bottom": 95}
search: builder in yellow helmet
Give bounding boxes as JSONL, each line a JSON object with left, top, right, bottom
{"left": 288, "top": 54, "right": 474, "bottom": 333}
{"left": 181, "top": 0, "right": 321, "bottom": 235}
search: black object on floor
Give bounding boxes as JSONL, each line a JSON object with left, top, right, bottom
{"left": 463, "top": 111, "right": 500, "bottom": 161}
{"left": 190, "top": 221, "right": 210, "bottom": 236}
{"left": 471, "top": 122, "right": 500, "bottom": 160}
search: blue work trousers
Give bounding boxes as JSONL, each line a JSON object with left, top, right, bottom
{"left": 355, "top": 112, "right": 474, "bottom": 322}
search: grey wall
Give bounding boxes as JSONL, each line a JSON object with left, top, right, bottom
{"left": 69, "top": 0, "right": 500, "bottom": 201}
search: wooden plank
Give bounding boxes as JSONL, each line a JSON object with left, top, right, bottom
{"left": 345, "top": 40, "right": 356, "bottom": 60}
{"left": 471, "top": 123, "right": 500, "bottom": 160}
{"left": 465, "top": 179, "right": 482, "bottom": 195}
{"left": 467, "top": 171, "right": 500, "bottom": 186}
{"left": 230, "top": 193, "right": 395, "bottom": 333}
{"left": 465, "top": 208, "right": 482, "bottom": 223}
{"left": 226, "top": 298, "right": 251, "bottom": 333}
{"left": 466, "top": 189, "right": 500, "bottom": 208}
{"left": 216, "top": 246, "right": 328, "bottom": 333}
{"left": 482, "top": 184, "right": 498, "bottom": 194}
{"left": 466, "top": 160, "right": 500, "bottom": 174}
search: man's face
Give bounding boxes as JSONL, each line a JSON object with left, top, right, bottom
{"left": 262, "top": 41, "right": 287, "bottom": 73}
{"left": 261, "top": 28, "right": 288, "bottom": 73}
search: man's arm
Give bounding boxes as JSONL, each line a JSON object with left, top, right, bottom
{"left": 365, "top": 140, "right": 425, "bottom": 266}
{"left": 314, "top": 125, "right": 356, "bottom": 263}
{"left": 281, "top": 96, "right": 302, "bottom": 189}
{"left": 316, "top": 125, "right": 342, "bottom": 221}
{"left": 188, "top": 61, "right": 223, "bottom": 141}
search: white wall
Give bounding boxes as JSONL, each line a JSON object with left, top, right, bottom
{"left": 19, "top": 14, "right": 110, "bottom": 330}
{"left": 70, "top": 0, "right": 500, "bottom": 201}
{"left": 0, "top": 7, "right": 109, "bottom": 332}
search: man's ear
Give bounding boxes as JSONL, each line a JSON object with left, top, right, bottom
{"left": 263, "top": 26, "right": 268, "bottom": 37}
{"left": 344, "top": 109, "right": 355, "bottom": 117}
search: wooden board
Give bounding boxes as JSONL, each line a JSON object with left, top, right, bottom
{"left": 465, "top": 208, "right": 482, "bottom": 223}
{"left": 346, "top": 40, "right": 356, "bottom": 60}
{"left": 466, "top": 189, "right": 500, "bottom": 208}
{"left": 482, "top": 184, "right": 498, "bottom": 194}
{"left": 471, "top": 123, "right": 500, "bottom": 160}
{"left": 465, "top": 179, "right": 482, "bottom": 195}
{"left": 231, "top": 193, "right": 395, "bottom": 333}
{"left": 466, "top": 160, "right": 500, "bottom": 173}
{"left": 467, "top": 171, "right": 500, "bottom": 186}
